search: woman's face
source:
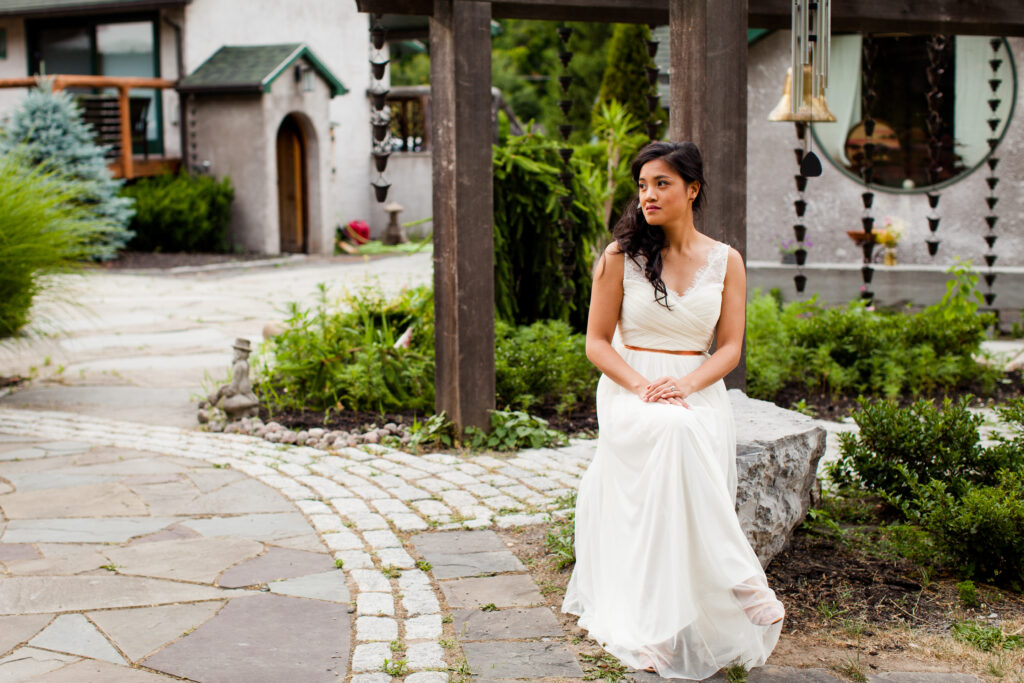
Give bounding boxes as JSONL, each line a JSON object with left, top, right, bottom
{"left": 638, "top": 158, "right": 697, "bottom": 226}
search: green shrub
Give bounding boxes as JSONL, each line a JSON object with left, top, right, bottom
{"left": 255, "top": 285, "right": 436, "bottom": 415}
{"left": 495, "top": 319, "right": 598, "bottom": 415}
{"left": 122, "top": 172, "right": 234, "bottom": 252}
{"left": 0, "top": 153, "right": 112, "bottom": 337}
{"left": 956, "top": 580, "right": 980, "bottom": 608}
{"left": 745, "top": 265, "right": 999, "bottom": 402}
{"left": 0, "top": 82, "right": 135, "bottom": 259}
{"left": 545, "top": 490, "right": 577, "bottom": 570}
{"left": 917, "top": 470, "right": 1024, "bottom": 588}
{"left": 951, "top": 621, "right": 1024, "bottom": 651}
{"left": 465, "top": 410, "right": 567, "bottom": 452}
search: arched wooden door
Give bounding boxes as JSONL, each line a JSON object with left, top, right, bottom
{"left": 276, "top": 115, "right": 308, "bottom": 253}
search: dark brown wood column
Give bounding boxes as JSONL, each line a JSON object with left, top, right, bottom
{"left": 430, "top": 0, "right": 495, "bottom": 429}
{"left": 669, "top": 0, "right": 748, "bottom": 389}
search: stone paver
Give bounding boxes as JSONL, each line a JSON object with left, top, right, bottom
{"left": 269, "top": 570, "right": 351, "bottom": 602}
{"left": 0, "top": 576, "right": 235, "bottom": 614}
{"left": 104, "top": 537, "right": 264, "bottom": 583}
{"left": 463, "top": 641, "right": 585, "bottom": 678}
{"left": 28, "top": 613, "right": 126, "bottom": 664}
{"left": 32, "top": 658, "right": 174, "bottom": 682}
{"left": 453, "top": 607, "right": 564, "bottom": 640}
{"left": 87, "top": 601, "right": 225, "bottom": 661}
{"left": 217, "top": 546, "right": 336, "bottom": 587}
{"left": 0, "top": 614, "right": 53, "bottom": 655}
{"left": 440, "top": 574, "right": 545, "bottom": 608}
{"left": 143, "top": 593, "right": 349, "bottom": 682}
{"left": 0, "top": 647, "right": 80, "bottom": 680}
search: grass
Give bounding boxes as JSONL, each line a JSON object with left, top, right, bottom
{"left": 951, "top": 621, "right": 1024, "bottom": 652}
{"left": 380, "top": 657, "right": 409, "bottom": 675}
{"left": 723, "top": 664, "right": 748, "bottom": 683}
{"left": 579, "top": 652, "right": 628, "bottom": 681}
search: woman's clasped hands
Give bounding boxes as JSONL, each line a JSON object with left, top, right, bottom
{"left": 640, "top": 375, "right": 692, "bottom": 408}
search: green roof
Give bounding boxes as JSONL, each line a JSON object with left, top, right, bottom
{"left": 0, "top": 0, "right": 187, "bottom": 17}
{"left": 177, "top": 44, "right": 347, "bottom": 98}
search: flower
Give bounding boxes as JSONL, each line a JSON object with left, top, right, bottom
{"left": 875, "top": 216, "right": 906, "bottom": 248}
{"left": 778, "top": 237, "right": 814, "bottom": 254}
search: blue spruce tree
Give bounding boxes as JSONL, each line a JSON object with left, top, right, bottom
{"left": 0, "top": 79, "right": 135, "bottom": 259}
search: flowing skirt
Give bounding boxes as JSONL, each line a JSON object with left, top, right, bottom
{"left": 562, "top": 348, "right": 781, "bottom": 680}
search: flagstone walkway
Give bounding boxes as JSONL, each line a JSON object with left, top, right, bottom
{"left": 0, "top": 409, "right": 983, "bottom": 682}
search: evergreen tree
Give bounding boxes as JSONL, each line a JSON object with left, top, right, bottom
{"left": 0, "top": 80, "right": 135, "bottom": 260}
{"left": 595, "top": 24, "right": 666, "bottom": 138}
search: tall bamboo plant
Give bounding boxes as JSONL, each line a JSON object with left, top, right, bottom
{"left": 493, "top": 133, "right": 605, "bottom": 331}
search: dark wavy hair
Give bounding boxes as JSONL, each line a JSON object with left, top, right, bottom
{"left": 612, "top": 141, "right": 708, "bottom": 308}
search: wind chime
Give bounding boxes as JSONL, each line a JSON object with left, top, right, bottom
{"left": 557, "top": 24, "right": 576, "bottom": 301}
{"left": 923, "top": 35, "right": 950, "bottom": 259}
{"left": 645, "top": 27, "right": 661, "bottom": 141}
{"left": 768, "top": 0, "right": 833, "bottom": 295}
{"left": 981, "top": 38, "right": 1004, "bottom": 309}
{"left": 368, "top": 16, "right": 392, "bottom": 209}
{"left": 858, "top": 34, "right": 877, "bottom": 302}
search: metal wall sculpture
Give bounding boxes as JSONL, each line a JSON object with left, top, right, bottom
{"left": 767, "top": 0, "right": 833, "bottom": 295}
{"left": 982, "top": 38, "right": 1004, "bottom": 308}
{"left": 922, "top": 35, "right": 951, "bottom": 258}
{"left": 369, "top": 15, "right": 391, "bottom": 205}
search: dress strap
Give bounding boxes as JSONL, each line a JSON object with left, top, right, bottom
{"left": 702, "top": 242, "right": 730, "bottom": 288}
{"left": 623, "top": 253, "right": 648, "bottom": 284}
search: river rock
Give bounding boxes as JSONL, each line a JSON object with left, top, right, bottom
{"left": 730, "top": 390, "right": 826, "bottom": 568}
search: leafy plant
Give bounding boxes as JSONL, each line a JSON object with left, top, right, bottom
{"left": 465, "top": 410, "right": 567, "bottom": 452}
{"left": 545, "top": 490, "right": 577, "bottom": 570}
{"left": 957, "top": 580, "right": 980, "bottom": 608}
{"left": 580, "top": 651, "right": 629, "bottom": 681}
{"left": 951, "top": 621, "right": 1024, "bottom": 652}
{"left": 408, "top": 412, "right": 457, "bottom": 450}
{"left": 495, "top": 319, "right": 598, "bottom": 415}
{"left": 0, "top": 152, "right": 113, "bottom": 337}
{"left": 594, "top": 24, "right": 665, "bottom": 139}
{"left": 381, "top": 657, "right": 409, "bottom": 675}
{"left": 0, "top": 80, "right": 135, "bottom": 259}
{"left": 122, "top": 171, "right": 234, "bottom": 252}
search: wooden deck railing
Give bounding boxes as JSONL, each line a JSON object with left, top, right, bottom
{"left": 0, "top": 75, "right": 180, "bottom": 180}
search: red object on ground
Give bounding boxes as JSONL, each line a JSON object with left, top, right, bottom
{"left": 347, "top": 220, "right": 370, "bottom": 244}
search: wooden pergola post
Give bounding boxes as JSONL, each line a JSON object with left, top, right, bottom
{"left": 430, "top": 0, "right": 495, "bottom": 429}
{"left": 670, "top": 0, "right": 748, "bottom": 389}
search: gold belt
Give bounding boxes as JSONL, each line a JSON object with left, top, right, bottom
{"left": 624, "top": 344, "right": 703, "bottom": 356}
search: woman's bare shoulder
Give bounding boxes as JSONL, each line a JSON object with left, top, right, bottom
{"left": 595, "top": 241, "right": 626, "bottom": 280}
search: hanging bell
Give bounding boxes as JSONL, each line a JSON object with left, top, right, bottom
{"left": 792, "top": 224, "right": 807, "bottom": 241}
{"left": 985, "top": 215, "right": 998, "bottom": 229}
{"left": 984, "top": 235, "right": 997, "bottom": 248}
{"left": 645, "top": 67, "right": 659, "bottom": 87}
{"left": 861, "top": 265, "right": 874, "bottom": 283}
{"left": 927, "top": 217, "right": 940, "bottom": 232}
{"left": 559, "top": 124, "right": 573, "bottom": 140}
{"left": 768, "top": 67, "right": 836, "bottom": 122}
{"left": 926, "top": 239, "right": 940, "bottom": 256}
{"left": 370, "top": 59, "right": 389, "bottom": 81}
{"left": 861, "top": 192, "right": 874, "bottom": 209}
{"left": 794, "top": 175, "right": 808, "bottom": 192}
{"left": 645, "top": 39, "right": 659, "bottom": 59}
{"left": 371, "top": 179, "right": 391, "bottom": 203}
{"left": 645, "top": 121, "right": 661, "bottom": 139}
{"left": 557, "top": 26, "right": 573, "bottom": 44}
{"left": 985, "top": 254, "right": 998, "bottom": 267}
{"left": 985, "top": 197, "right": 998, "bottom": 210}
{"left": 800, "top": 151, "right": 822, "bottom": 177}
{"left": 794, "top": 274, "right": 807, "bottom": 293}
{"left": 646, "top": 94, "right": 660, "bottom": 112}
{"left": 794, "top": 248, "right": 808, "bottom": 267}
{"left": 984, "top": 273, "right": 997, "bottom": 287}
{"left": 983, "top": 292, "right": 997, "bottom": 306}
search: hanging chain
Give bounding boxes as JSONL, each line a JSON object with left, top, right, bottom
{"left": 982, "top": 38, "right": 1004, "bottom": 310}
{"left": 922, "top": 35, "right": 950, "bottom": 258}
{"left": 557, "top": 24, "right": 577, "bottom": 300}
{"left": 369, "top": 15, "right": 391, "bottom": 204}
{"left": 857, "top": 33, "right": 877, "bottom": 304}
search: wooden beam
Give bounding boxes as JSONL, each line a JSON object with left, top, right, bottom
{"left": 430, "top": 0, "right": 495, "bottom": 430}
{"left": 670, "top": 0, "right": 748, "bottom": 390}
{"left": 117, "top": 86, "right": 134, "bottom": 180}
{"left": 357, "top": 0, "right": 1024, "bottom": 35}
{"left": 0, "top": 76, "right": 176, "bottom": 90}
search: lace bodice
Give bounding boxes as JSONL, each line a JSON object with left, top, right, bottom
{"left": 619, "top": 241, "right": 730, "bottom": 352}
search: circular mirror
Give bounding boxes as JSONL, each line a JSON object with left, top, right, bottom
{"left": 811, "top": 35, "right": 1016, "bottom": 192}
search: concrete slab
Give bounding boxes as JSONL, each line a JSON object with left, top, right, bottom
{"left": 0, "top": 448, "right": 51, "bottom": 462}
{"left": 0, "top": 544, "right": 41, "bottom": 562}
{"left": 185, "top": 469, "right": 247, "bottom": 493}
{"left": 127, "top": 524, "right": 201, "bottom": 545}
{"left": 411, "top": 530, "right": 506, "bottom": 555}
{"left": 188, "top": 479, "right": 296, "bottom": 515}
{"left": 453, "top": 607, "right": 564, "bottom": 640}
{"left": 424, "top": 551, "right": 526, "bottom": 579}
{"left": 180, "top": 513, "right": 313, "bottom": 541}
{"left": 143, "top": 593, "right": 350, "bottom": 683}
{"left": 462, "top": 641, "right": 584, "bottom": 679}
{"left": 5, "top": 543, "right": 111, "bottom": 576}
{"left": 104, "top": 537, "right": 264, "bottom": 583}
{"left": 269, "top": 533, "right": 328, "bottom": 553}
{"left": 440, "top": 574, "right": 544, "bottom": 609}
{"left": 72, "top": 457, "right": 192, "bottom": 476}
{"left": 32, "top": 658, "right": 176, "bottom": 681}
{"left": 269, "top": 570, "right": 351, "bottom": 603}
{"left": 29, "top": 614, "right": 125, "bottom": 664}
{"left": 0, "top": 482, "right": 147, "bottom": 519}
{"left": 0, "top": 576, "right": 239, "bottom": 615}
{"left": 2, "top": 471, "right": 120, "bottom": 492}
{"left": 0, "top": 614, "right": 53, "bottom": 655}
{"left": 218, "top": 547, "right": 336, "bottom": 588}
{"left": 0, "top": 646, "right": 79, "bottom": 681}
{"left": 868, "top": 675, "right": 981, "bottom": 683}
{"left": 87, "top": 601, "right": 225, "bottom": 662}
{"left": 2, "top": 517, "right": 186, "bottom": 544}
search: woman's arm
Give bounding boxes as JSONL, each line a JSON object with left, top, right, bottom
{"left": 585, "top": 244, "right": 650, "bottom": 397}
{"left": 642, "top": 246, "right": 747, "bottom": 401}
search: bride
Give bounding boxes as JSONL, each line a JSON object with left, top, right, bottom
{"left": 562, "top": 141, "right": 784, "bottom": 679}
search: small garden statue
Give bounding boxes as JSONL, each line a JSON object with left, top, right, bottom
{"left": 200, "top": 338, "right": 259, "bottom": 421}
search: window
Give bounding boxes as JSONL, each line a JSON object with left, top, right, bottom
{"left": 811, "top": 35, "right": 1015, "bottom": 192}
{"left": 27, "top": 15, "right": 162, "bottom": 155}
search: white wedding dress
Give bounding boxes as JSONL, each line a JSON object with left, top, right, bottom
{"left": 562, "top": 241, "right": 782, "bottom": 680}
